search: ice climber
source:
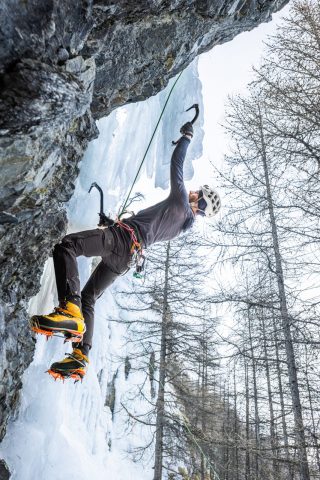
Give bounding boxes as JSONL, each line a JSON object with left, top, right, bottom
{"left": 30, "top": 121, "right": 221, "bottom": 381}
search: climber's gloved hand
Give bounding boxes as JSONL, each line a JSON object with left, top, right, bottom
{"left": 180, "top": 121, "right": 193, "bottom": 138}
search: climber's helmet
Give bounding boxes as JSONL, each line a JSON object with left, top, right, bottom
{"left": 189, "top": 185, "right": 221, "bottom": 217}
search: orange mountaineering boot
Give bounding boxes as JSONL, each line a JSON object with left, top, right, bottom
{"left": 29, "top": 301, "right": 86, "bottom": 343}
{"left": 47, "top": 348, "right": 89, "bottom": 382}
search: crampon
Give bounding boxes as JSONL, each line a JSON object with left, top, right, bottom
{"left": 46, "top": 368, "right": 85, "bottom": 383}
{"left": 46, "top": 348, "right": 88, "bottom": 383}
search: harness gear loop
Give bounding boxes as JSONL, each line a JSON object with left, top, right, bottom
{"left": 115, "top": 219, "right": 141, "bottom": 254}
{"left": 115, "top": 219, "right": 145, "bottom": 278}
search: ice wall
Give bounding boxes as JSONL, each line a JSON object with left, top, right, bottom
{"left": 67, "top": 61, "right": 204, "bottom": 231}
{"left": 0, "top": 61, "right": 203, "bottom": 480}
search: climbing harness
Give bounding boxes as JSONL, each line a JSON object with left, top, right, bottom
{"left": 115, "top": 220, "right": 141, "bottom": 254}
{"left": 115, "top": 219, "right": 146, "bottom": 279}
{"left": 88, "top": 183, "right": 145, "bottom": 277}
{"left": 109, "top": 220, "right": 145, "bottom": 279}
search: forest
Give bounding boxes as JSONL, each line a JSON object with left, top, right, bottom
{"left": 116, "top": 2, "right": 320, "bottom": 479}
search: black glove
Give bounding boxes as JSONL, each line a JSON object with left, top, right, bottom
{"left": 180, "top": 121, "right": 193, "bottom": 137}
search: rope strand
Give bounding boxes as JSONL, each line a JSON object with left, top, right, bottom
{"left": 118, "top": 71, "right": 183, "bottom": 218}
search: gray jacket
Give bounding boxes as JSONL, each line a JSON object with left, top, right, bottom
{"left": 125, "top": 136, "right": 195, "bottom": 247}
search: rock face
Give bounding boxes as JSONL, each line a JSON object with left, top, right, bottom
{"left": 0, "top": 459, "right": 10, "bottom": 480}
{"left": 0, "top": 0, "right": 288, "bottom": 440}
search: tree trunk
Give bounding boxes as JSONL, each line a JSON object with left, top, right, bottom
{"left": 259, "top": 108, "right": 310, "bottom": 480}
{"left": 261, "top": 312, "right": 281, "bottom": 478}
{"left": 272, "top": 314, "right": 295, "bottom": 480}
{"left": 224, "top": 381, "right": 230, "bottom": 480}
{"left": 248, "top": 311, "right": 260, "bottom": 478}
{"left": 233, "top": 365, "right": 240, "bottom": 480}
{"left": 153, "top": 242, "right": 170, "bottom": 480}
{"left": 245, "top": 361, "right": 251, "bottom": 480}
{"left": 200, "top": 326, "right": 208, "bottom": 480}
{"left": 304, "top": 346, "right": 320, "bottom": 472}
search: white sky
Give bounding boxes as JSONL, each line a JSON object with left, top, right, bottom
{"left": 192, "top": 4, "right": 291, "bottom": 189}
{"left": 134, "top": 4, "right": 291, "bottom": 209}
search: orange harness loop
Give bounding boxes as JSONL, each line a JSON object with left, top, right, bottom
{"left": 115, "top": 219, "right": 146, "bottom": 279}
{"left": 115, "top": 219, "right": 142, "bottom": 254}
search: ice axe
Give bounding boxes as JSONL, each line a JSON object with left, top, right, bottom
{"left": 186, "top": 103, "right": 199, "bottom": 124}
{"left": 88, "top": 182, "right": 113, "bottom": 227}
{"left": 172, "top": 103, "right": 199, "bottom": 145}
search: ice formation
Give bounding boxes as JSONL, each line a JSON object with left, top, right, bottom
{"left": 0, "top": 61, "right": 203, "bottom": 480}
{"left": 0, "top": 11, "right": 287, "bottom": 475}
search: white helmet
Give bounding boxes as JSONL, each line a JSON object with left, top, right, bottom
{"left": 199, "top": 185, "right": 221, "bottom": 217}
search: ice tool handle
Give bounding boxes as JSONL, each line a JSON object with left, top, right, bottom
{"left": 88, "top": 182, "right": 113, "bottom": 227}
{"left": 172, "top": 103, "right": 199, "bottom": 145}
{"left": 186, "top": 103, "right": 199, "bottom": 124}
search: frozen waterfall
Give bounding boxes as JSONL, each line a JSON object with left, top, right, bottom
{"left": 0, "top": 61, "right": 204, "bottom": 480}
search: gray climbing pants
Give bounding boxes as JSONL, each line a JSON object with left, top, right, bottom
{"left": 52, "top": 226, "right": 132, "bottom": 348}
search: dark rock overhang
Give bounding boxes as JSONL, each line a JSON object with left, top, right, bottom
{"left": 0, "top": 0, "right": 288, "bottom": 442}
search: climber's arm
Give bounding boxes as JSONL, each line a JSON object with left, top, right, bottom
{"left": 170, "top": 122, "right": 193, "bottom": 202}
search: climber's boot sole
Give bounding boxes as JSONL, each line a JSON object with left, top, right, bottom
{"left": 29, "top": 315, "right": 85, "bottom": 343}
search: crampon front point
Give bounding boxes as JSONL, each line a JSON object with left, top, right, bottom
{"left": 47, "top": 348, "right": 88, "bottom": 383}
{"left": 46, "top": 368, "right": 85, "bottom": 383}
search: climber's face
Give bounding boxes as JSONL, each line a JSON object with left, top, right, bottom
{"left": 189, "top": 191, "right": 199, "bottom": 204}
{"left": 189, "top": 191, "right": 199, "bottom": 214}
